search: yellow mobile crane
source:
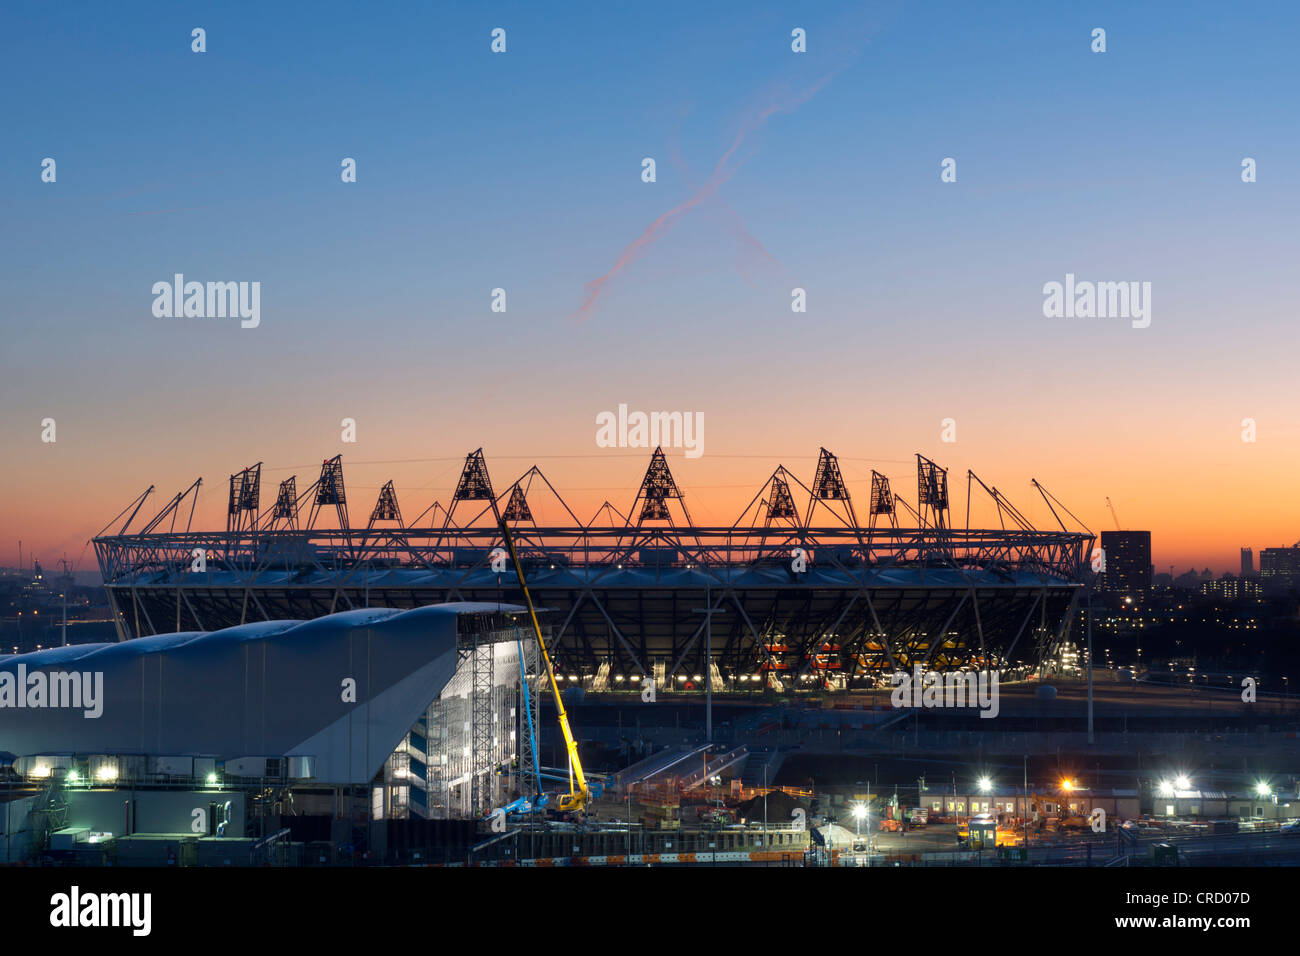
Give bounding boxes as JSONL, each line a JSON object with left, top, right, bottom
{"left": 497, "top": 517, "right": 590, "bottom": 813}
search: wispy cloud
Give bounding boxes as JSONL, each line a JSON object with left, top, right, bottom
{"left": 573, "top": 74, "right": 834, "bottom": 323}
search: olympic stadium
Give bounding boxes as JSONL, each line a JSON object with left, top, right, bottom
{"left": 92, "top": 448, "right": 1094, "bottom": 691}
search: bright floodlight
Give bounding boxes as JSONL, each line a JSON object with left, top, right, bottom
{"left": 95, "top": 765, "right": 118, "bottom": 782}
{"left": 977, "top": 776, "right": 992, "bottom": 793}
{"left": 851, "top": 802, "right": 867, "bottom": 820}
{"left": 1175, "top": 775, "right": 1191, "bottom": 790}
{"left": 1255, "top": 781, "right": 1272, "bottom": 797}
{"left": 1060, "top": 779, "right": 1074, "bottom": 791}
{"left": 206, "top": 772, "right": 219, "bottom": 786}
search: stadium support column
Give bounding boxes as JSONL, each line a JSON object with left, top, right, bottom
{"left": 693, "top": 585, "right": 726, "bottom": 743}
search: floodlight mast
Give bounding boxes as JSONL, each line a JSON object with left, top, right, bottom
{"left": 497, "top": 516, "right": 589, "bottom": 812}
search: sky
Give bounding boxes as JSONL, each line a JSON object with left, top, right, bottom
{"left": 2, "top": 0, "right": 1298, "bottom": 575}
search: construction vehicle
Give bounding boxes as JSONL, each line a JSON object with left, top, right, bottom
{"left": 1056, "top": 809, "right": 1092, "bottom": 830}
{"left": 497, "top": 517, "right": 591, "bottom": 813}
{"left": 493, "top": 793, "right": 549, "bottom": 818}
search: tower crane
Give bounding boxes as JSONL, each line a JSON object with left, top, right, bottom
{"left": 1105, "top": 497, "right": 1121, "bottom": 532}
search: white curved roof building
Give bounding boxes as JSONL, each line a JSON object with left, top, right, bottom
{"left": 0, "top": 602, "right": 526, "bottom": 791}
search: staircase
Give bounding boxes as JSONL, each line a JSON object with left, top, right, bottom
{"left": 709, "top": 661, "right": 724, "bottom": 692}
{"left": 613, "top": 743, "right": 712, "bottom": 791}
{"left": 741, "top": 748, "right": 786, "bottom": 789}
{"left": 680, "top": 745, "right": 749, "bottom": 790}
{"left": 652, "top": 660, "right": 667, "bottom": 695}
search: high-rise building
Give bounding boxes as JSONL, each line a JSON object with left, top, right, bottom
{"left": 1099, "top": 530, "right": 1152, "bottom": 593}
{"left": 1260, "top": 547, "right": 1300, "bottom": 584}
{"left": 1200, "top": 576, "right": 1262, "bottom": 601}
{"left": 1241, "top": 548, "right": 1254, "bottom": 577}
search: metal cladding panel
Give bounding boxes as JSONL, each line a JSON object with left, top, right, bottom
{"left": 0, "top": 604, "right": 515, "bottom": 772}
{"left": 286, "top": 652, "right": 459, "bottom": 784}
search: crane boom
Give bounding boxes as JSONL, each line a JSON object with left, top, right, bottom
{"left": 1105, "top": 497, "right": 1121, "bottom": 532}
{"left": 497, "top": 517, "right": 589, "bottom": 812}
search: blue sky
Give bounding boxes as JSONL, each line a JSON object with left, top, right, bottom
{"left": 3, "top": 1, "right": 1299, "bottom": 570}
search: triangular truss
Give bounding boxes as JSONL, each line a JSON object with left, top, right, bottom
{"left": 732, "top": 465, "right": 804, "bottom": 531}
{"left": 804, "top": 448, "right": 859, "bottom": 527}
{"left": 492, "top": 465, "right": 584, "bottom": 530}
{"left": 917, "top": 454, "right": 949, "bottom": 530}
{"left": 586, "top": 500, "right": 628, "bottom": 529}
{"left": 307, "top": 455, "right": 348, "bottom": 530}
{"left": 453, "top": 449, "right": 494, "bottom": 501}
{"left": 444, "top": 448, "right": 495, "bottom": 529}
{"left": 368, "top": 480, "right": 403, "bottom": 529}
{"left": 407, "top": 499, "right": 447, "bottom": 528}
{"left": 631, "top": 447, "right": 688, "bottom": 525}
{"left": 258, "top": 476, "right": 298, "bottom": 531}
{"left": 503, "top": 484, "right": 533, "bottom": 522}
{"left": 274, "top": 477, "right": 297, "bottom": 519}
{"left": 870, "top": 470, "right": 896, "bottom": 529}
{"left": 811, "top": 448, "right": 848, "bottom": 500}
{"left": 766, "top": 477, "right": 797, "bottom": 524}
{"left": 226, "top": 463, "right": 261, "bottom": 534}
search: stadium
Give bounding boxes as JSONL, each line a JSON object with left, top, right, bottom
{"left": 92, "top": 448, "right": 1094, "bottom": 691}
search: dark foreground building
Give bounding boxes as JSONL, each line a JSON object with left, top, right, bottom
{"left": 1099, "top": 530, "right": 1152, "bottom": 594}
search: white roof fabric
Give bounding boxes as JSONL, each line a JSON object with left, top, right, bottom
{"left": 0, "top": 602, "right": 523, "bottom": 784}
